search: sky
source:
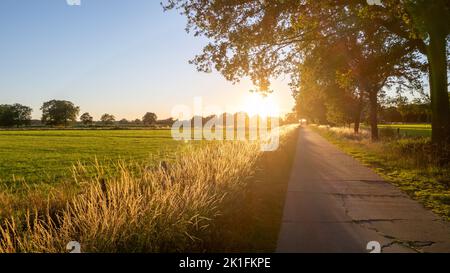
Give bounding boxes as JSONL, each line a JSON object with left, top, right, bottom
{"left": 0, "top": 0, "right": 295, "bottom": 120}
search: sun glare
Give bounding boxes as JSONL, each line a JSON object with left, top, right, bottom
{"left": 243, "top": 92, "right": 280, "bottom": 118}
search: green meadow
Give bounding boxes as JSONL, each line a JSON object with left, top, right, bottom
{"left": 378, "top": 124, "right": 432, "bottom": 137}
{"left": 0, "top": 129, "right": 184, "bottom": 187}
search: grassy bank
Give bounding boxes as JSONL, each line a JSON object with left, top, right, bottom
{"left": 0, "top": 126, "right": 298, "bottom": 253}
{"left": 311, "top": 125, "right": 450, "bottom": 221}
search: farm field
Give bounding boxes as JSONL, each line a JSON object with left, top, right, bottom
{"left": 0, "top": 129, "right": 185, "bottom": 187}
{"left": 378, "top": 124, "right": 431, "bottom": 137}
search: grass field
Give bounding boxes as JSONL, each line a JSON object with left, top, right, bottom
{"left": 378, "top": 124, "right": 431, "bottom": 137}
{"left": 0, "top": 130, "right": 185, "bottom": 187}
{"left": 0, "top": 126, "right": 299, "bottom": 252}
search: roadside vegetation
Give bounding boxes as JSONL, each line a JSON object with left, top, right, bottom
{"left": 206, "top": 127, "right": 299, "bottom": 252}
{"left": 311, "top": 125, "right": 450, "bottom": 221}
{"left": 0, "top": 126, "right": 298, "bottom": 253}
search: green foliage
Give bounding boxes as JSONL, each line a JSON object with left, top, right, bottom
{"left": 79, "top": 112, "right": 94, "bottom": 126}
{"left": 142, "top": 112, "right": 157, "bottom": 125}
{"left": 0, "top": 104, "right": 32, "bottom": 127}
{"left": 100, "top": 113, "right": 115, "bottom": 125}
{"left": 41, "top": 100, "right": 80, "bottom": 127}
{"left": 403, "top": 0, "right": 450, "bottom": 39}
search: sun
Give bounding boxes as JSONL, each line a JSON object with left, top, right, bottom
{"left": 243, "top": 92, "right": 280, "bottom": 118}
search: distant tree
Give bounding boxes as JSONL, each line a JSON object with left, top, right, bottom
{"left": 41, "top": 100, "right": 80, "bottom": 127}
{"left": 119, "top": 118, "right": 129, "bottom": 125}
{"left": 156, "top": 117, "right": 175, "bottom": 127}
{"left": 0, "top": 105, "right": 15, "bottom": 127}
{"left": 142, "top": 112, "right": 157, "bottom": 126}
{"left": 380, "top": 107, "right": 403, "bottom": 123}
{"left": 13, "top": 104, "right": 33, "bottom": 126}
{"left": 101, "top": 114, "right": 115, "bottom": 125}
{"left": 294, "top": 68, "right": 328, "bottom": 125}
{"left": 80, "top": 112, "right": 93, "bottom": 126}
{"left": 133, "top": 118, "right": 142, "bottom": 125}
{"left": 397, "top": 98, "right": 432, "bottom": 123}
{"left": 0, "top": 104, "right": 32, "bottom": 127}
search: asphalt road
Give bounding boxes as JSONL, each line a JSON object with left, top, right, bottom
{"left": 276, "top": 127, "right": 450, "bottom": 253}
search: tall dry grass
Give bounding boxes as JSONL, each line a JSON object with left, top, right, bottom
{"left": 0, "top": 126, "right": 297, "bottom": 253}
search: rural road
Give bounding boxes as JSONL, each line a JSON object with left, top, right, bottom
{"left": 276, "top": 127, "right": 450, "bottom": 253}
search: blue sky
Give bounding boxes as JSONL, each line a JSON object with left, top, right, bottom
{"left": 0, "top": 0, "right": 294, "bottom": 120}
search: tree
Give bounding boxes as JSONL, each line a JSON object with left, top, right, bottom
{"left": 0, "top": 104, "right": 32, "bottom": 127}
{"left": 294, "top": 35, "right": 363, "bottom": 131}
{"left": 0, "top": 105, "right": 16, "bottom": 127}
{"left": 342, "top": 26, "right": 423, "bottom": 140}
{"left": 41, "top": 100, "right": 80, "bottom": 127}
{"left": 289, "top": 3, "right": 423, "bottom": 138}
{"left": 156, "top": 117, "right": 175, "bottom": 127}
{"left": 100, "top": 114, "right": 115, "bottom": 125}
{"left": 294, "top": 61, "right": 334, "bottom": 125}
{"left": 80, "top": 112, "right": 93, "bottom": 126}
{"left": 119, "top": 118, "right": 130, "bottom": 125}
{"left": 380, "top": 107, "right": 403, "bottom": 123}
{"left": 361, "top": 0, "right": 449, "bottom": 144}
{"left": 13, "top": 104, "right": 33, "bottom": 127}
{"left": 142, "top": 112, "right": 157, "bottom": 126}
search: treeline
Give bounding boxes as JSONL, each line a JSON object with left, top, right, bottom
{"left": 0, "top": 99, "right": 298, "bottom": 128}
{"left": 0, "top": 100, "right": 166, "bottom": 128}
{"left": 298, "top": 95, "right": 437, "bottom": 126}
{"left": 381, "top": 98, "right": 433, "bottom": 123}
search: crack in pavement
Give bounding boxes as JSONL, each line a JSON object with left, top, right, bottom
{"left": 336, "top": 194, "right": 436, "bottom": 253}
{"left": 382, "top": 240, "right": 435, "bottom": 253}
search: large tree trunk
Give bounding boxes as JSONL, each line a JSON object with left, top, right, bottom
{"left": 427, "top": 32, "right": 450, "bottom": 145}
{"left": 369, "top": 90, "right": 379, "bottom": 141}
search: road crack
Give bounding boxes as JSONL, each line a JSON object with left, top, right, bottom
{"left": 336, "top": 194, "right": 436, "bottom": 253}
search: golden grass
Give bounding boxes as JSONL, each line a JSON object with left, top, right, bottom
{"left": 0, "top": 125, "right": 297, "bottom": 253}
